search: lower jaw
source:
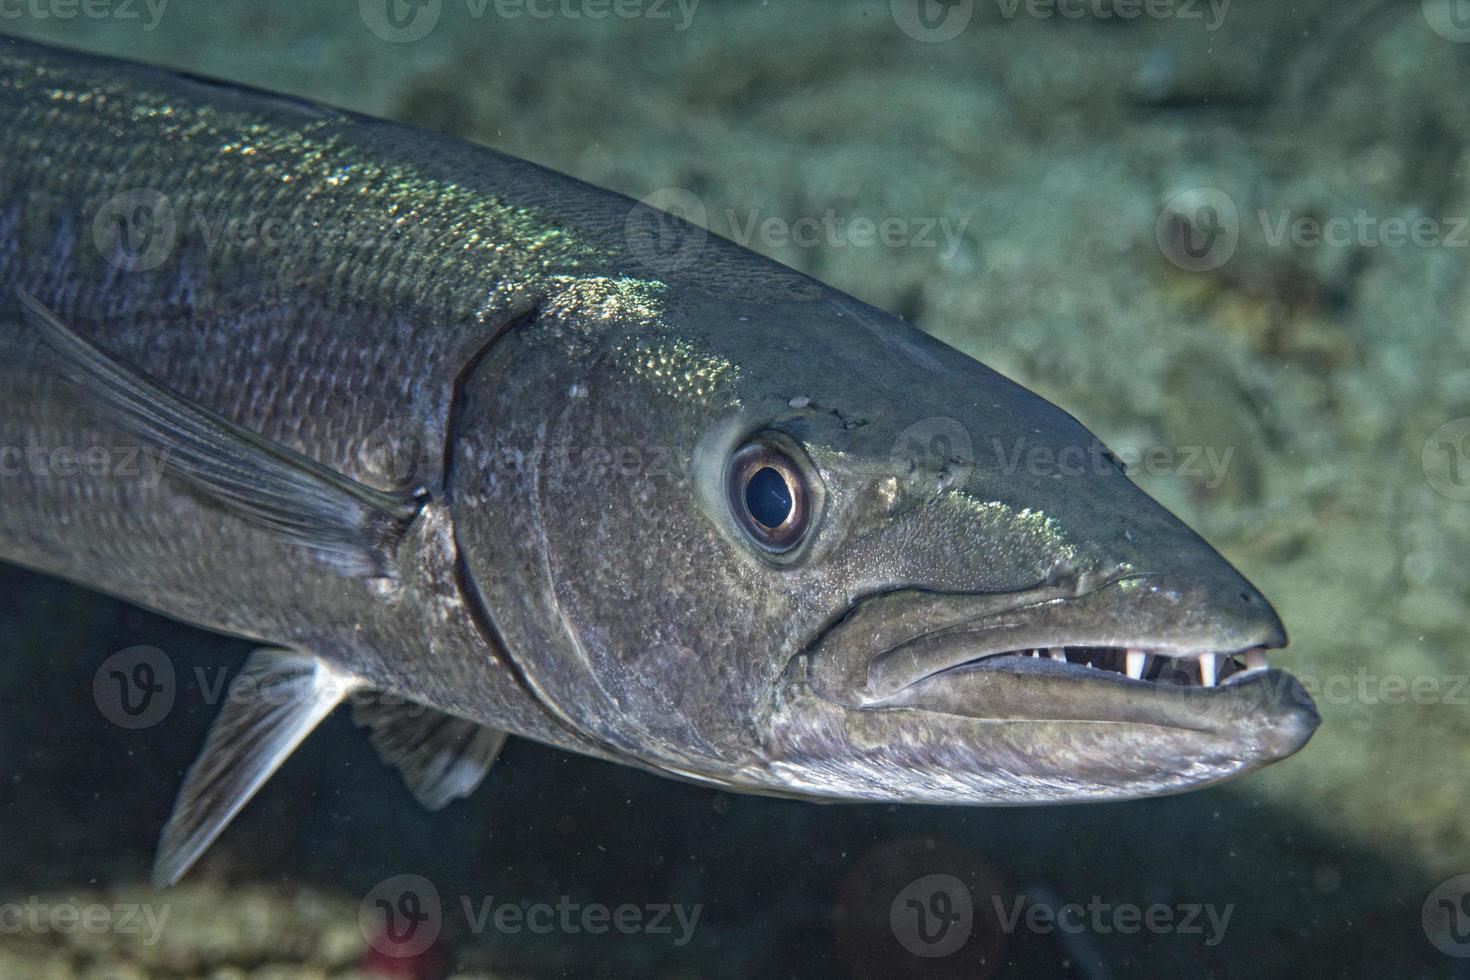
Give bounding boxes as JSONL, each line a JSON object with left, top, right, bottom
{"left": 755, "top": 660, "right": 1320, "bottom": 805}
{"left": 886, "top": 659, "right": 1319, "bottom": 749}
{"left": 763, "top": 699, "right": 1311, "bottom": 806}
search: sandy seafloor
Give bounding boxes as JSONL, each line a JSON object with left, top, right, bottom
{"left": 1, "top": 1, "right": 1469, "bottom": 976}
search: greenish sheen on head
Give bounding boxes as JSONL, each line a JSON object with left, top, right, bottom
{"left": 449, "top": 274, "right": 1316, "bottom": 805}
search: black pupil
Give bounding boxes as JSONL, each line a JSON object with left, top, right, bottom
{"left": 745, "top": 466, "right": 793, "bottom": 530}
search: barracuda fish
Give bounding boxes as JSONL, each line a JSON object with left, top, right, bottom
{"left": 0, "top": 35, "right": 1318, "bottom": 886}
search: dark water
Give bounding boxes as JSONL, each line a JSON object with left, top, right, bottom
{"left": 3, "top": 2, "right": 1469, "bottom": 977}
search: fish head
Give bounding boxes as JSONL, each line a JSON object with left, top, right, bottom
{"left": 452, "top": 280, "right": 1318, "bottom": 803}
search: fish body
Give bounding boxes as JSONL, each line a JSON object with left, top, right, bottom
{"left": 0, "top": 36, "right": 1318, "bottom": 883}
{"left": 0, "top": 35, "right": 628, "bottom": 757}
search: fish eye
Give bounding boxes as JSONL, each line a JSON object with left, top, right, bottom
{"left": 727, "top": 438, "right": 814, "bottom": 555}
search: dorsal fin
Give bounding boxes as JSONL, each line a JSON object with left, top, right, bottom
{"left": 353, "top": 697, "right": 508, "bottom": 810}
{"left": 152, "top": 650, "right": 360, "bottom": 886}
{"left": 16, "top": 290, "right": 423, "bottom": 578}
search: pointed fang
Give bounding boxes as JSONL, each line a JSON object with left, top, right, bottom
{"left": 1199, "top": 653, "right": 1218, "bottom": 687}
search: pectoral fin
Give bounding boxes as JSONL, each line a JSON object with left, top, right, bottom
{"left": 152, "top": 649, "right": 360, "bottom": 886}
{"left": 16, "top": 290, "right": 423, "bottom": 578}
{"left": 353, "top": 697, "right": 508, "bottom": 810}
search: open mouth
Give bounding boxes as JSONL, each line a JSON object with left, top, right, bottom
{"left": 773, "top": 579, "right": 1318, "bottom": 804}
{"left": 937, "top": 644, "right": 1273, "bottom": 688}
{"left": 806, "top": 577, "right": 1299, "bottom": 711}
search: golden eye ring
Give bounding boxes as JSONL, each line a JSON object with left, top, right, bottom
{"left": 726, "top": 438, "right": 813, "bottom": 555}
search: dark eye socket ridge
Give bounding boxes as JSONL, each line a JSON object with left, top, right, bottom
{"left": 727, "top": 439, "right": 812, "bottom": 554}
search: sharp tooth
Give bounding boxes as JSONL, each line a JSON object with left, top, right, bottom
{"left": 1125, "top": 649, "right": 1146, "bottom": 680}
{"left": 1245, "top": 649, "right": 1268, "bottom": 671}
{"left": 1048, "top": 649, "right": 1065, "bottom": 662}
{"left": 1198, "top": 653, "right": 1218, "bottom": 687}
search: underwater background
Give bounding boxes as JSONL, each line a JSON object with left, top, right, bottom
{"left": 2, "top": 0, "right": 1469, "bottom": 976}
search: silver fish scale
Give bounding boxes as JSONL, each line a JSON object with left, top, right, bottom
{"left": 0, "top": 36, "right": 622, "bottom": 753}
